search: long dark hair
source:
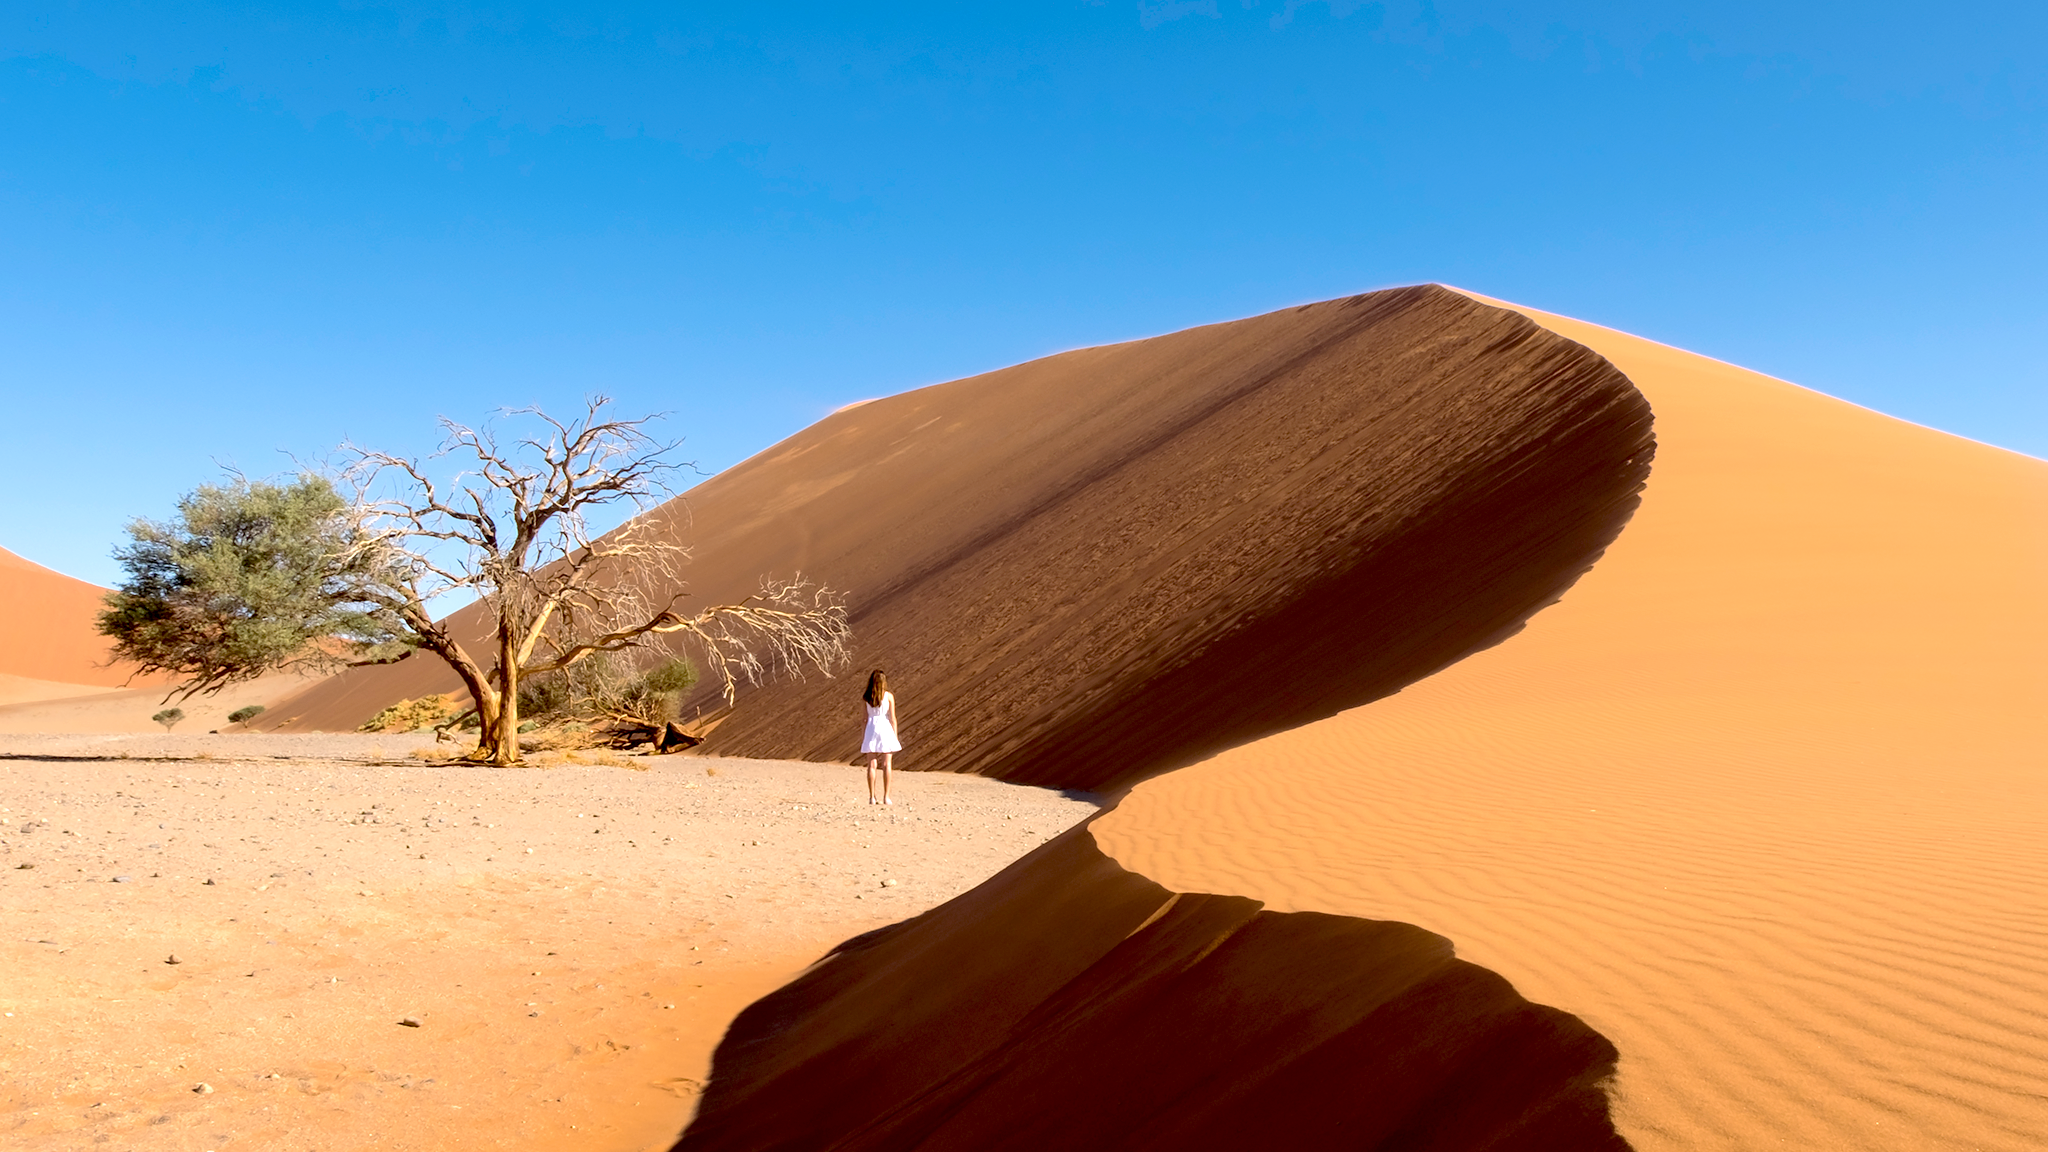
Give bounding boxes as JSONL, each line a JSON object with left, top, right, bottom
{"left": 863, "top": 669, "right": 888, "bottom": 707}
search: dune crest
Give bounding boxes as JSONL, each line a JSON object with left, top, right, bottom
{"left": 1091, "top": 291, "right": 2048, "bottom": 1149}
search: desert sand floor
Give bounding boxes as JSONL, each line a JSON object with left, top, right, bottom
{"left": 1095, "top": 295, "right": 2048, "bottom": 1150}
{"left": 0, "top": 734, "right": 1098, "bottom": 1151}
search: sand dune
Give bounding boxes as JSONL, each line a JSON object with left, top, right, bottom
{"left": 0, "top": 547, "right": 149, "bottom": 690}
{"left": 271, "top": 288, "right": 1652, "bottom": 800}
{"left": 660, "top": 288, "right": 1658, "bottom": 1148}
{"left": 1092, "top": 292, "right": 2048, "bottom": 1149}
{"left": 170, "top": 285, "right": 2043, "bottom": 1149}
{"left": 0, "top": 672, "right": 125, "bottom": 707}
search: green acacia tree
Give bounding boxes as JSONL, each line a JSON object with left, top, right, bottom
{"left": 98, "top": 475, "right": 394, "bottom": 697}
{"left": 99, "top": 399, "right": 850, "bottom": 765}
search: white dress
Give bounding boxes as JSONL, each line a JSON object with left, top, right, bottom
{"left": 861, "top": 692, "right": 902, "bottom": 754}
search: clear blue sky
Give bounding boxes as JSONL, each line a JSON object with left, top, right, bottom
{"left": 4, "top": 2, "right": 2043, "bottom": 586}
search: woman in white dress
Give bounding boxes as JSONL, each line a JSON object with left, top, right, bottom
{"left": 861, "top": 669, "right": 902, "bottom": 805}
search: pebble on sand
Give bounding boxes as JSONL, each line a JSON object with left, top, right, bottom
{"left": 193, "top": 1083, "right": 213, "bottom": 1094}
{"left": 166, "top": 954, "right": 182, "bottom": 965}
{"left": 399, "top": 1016, "right": 423, "bottom": 1028}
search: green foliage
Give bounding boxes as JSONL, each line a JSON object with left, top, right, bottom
{"left": 639, "top": 658, "right": 698, "bottom": 695}
{"left": 96, "top": 476, "right": 397, "bottom": 697}
{"left": 517, "top": 673, "right": 574, "bottom": 719}
{"left": 359, "top": 694, "right": 456, "bottom": 733}
{"left": 616, "top": 656, "right": 698, "bottom": 725}
{"left": 227, "top": 704, "right": 266, "bottom": 724}
{"left": 515, "top": 653, "right": 698, "bottom": 727}
{"left": 151, "top": 707, "right": 185, "bottom": 731}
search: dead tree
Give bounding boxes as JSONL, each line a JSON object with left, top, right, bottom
{"left": 342, "top": 397, "right": 850, "bottom": 765}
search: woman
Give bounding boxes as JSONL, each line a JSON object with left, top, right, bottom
{"left": 861, "top": 669, "right": 902, "bottom": 805}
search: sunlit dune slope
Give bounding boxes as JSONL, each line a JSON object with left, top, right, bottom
{"left": 1092, "top": 291, "right": 2048, "bottom": 1150}
{"left": 0, "top": 547, "right": 141, "bottom": 688}
{"left": 269, "top": 287, "right": 1653, "bottom": 798}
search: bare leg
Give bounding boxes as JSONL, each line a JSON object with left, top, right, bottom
{"left": 881, "top": 752, "right": 894, "bottom": 805}
{"left": 867, "top": 754, "right": 880, "bottom": 804}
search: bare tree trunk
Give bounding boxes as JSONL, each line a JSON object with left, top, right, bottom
{"left": 403, "top": 623, "right": 501, "bottom": 764}
{"left": 486, "top": 616, "right": 523, "bottom": 765}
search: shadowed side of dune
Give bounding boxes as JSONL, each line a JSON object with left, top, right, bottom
{"left": 675, "top": 825, "right": 1626, "bottom": 1152}
{"left": 267, "top": 286, "right": 1653, "bottom": 796}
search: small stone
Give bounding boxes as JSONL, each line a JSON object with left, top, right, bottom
{"left": 203, "top": 878, "right": 216, "bottom": 886}
{"left": 662, "top": 1003, "right": 675, "bottom": 1009}
{"left": 399, "top": 1016, "right": 422, "bottom": 1028}
{"left": 166, "top": 954, "right": 182, "bottom": 965}
{"left": 112, "top": 875, "right": 132, "bottom": 883}
{"left": 193, "top": 1083, "right": 213, "bottom": 1094}
{"left": 881, "top": 879, "right": 898, "bottom": 888}
{"left": 14, "top": 863, "right": 31, "bottom": 870}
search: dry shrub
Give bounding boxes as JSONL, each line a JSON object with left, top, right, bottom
{"left": 359, "top": 694, "right": 457, "bottom": 733}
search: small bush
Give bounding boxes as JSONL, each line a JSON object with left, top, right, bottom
{"left": 227, "top": 704, "right": 266, "bottom": 725}
{"left": 517, "top": 675, "right": 572, "bottom": 719}
{"left": 151, "top": 707, "right": 185, "bottom": 731}
{"left": 516, "top": 653, "right": 698, "bottom": 727}
{"left": 358, "top": 694, "right": 456, "bottom": 733}
{"left": 639, "top": 658, "right": 698, "bottom": 695}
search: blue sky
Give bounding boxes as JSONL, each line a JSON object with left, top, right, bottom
{"left": 3, "top": 2, "right": 2043, "bottom": 586}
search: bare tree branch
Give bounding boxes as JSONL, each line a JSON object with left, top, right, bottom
{"left": 326, "top": 397, "right": 848, "bottom": 764}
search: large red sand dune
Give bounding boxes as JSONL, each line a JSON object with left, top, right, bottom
{"left": 274, "top": 286, "right": 1656, "bottom": 1146}
{"left": 264, "top": 285, "right": 2043, "bottom": 1150}
{"left": 270, "top": 287, "right": 1652, "bottom": 796}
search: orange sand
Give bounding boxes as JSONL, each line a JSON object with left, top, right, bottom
{"left": 1093, "top": 292, "right": 2048, "bottom": 1150}
{"left": 0, "top": 742, "right": 1097, "bottom": 1150}
{"left": 0, "top": 547, "right": 144, "bottom": 688}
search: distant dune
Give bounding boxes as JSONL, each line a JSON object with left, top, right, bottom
{"left": 0, "top": 548, "right": 296, "bottom": 729}
{"left": 0, "top": 547, "right": 133, "bottom": 687}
